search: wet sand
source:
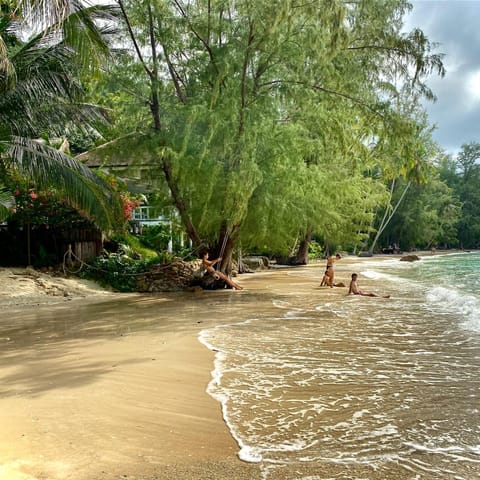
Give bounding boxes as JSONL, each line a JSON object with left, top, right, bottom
{"left": 0, "top": 292, "right": 265, "bottom": 479}
{"left": 0, "top": 255, "right": 422, "bottom": 480}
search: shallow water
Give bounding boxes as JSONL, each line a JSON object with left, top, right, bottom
{"left": 200, "top": 253, "right": 480, "bottom": 479}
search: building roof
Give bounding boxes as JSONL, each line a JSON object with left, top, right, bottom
{"left": 75, "top": 132, "right": 153, "bottom": 168}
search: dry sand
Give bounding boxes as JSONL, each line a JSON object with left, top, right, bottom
{"left": 0, "top": 267, "right": 113, "bottom": 309}
{"left": 0, "top": 254, "right": 431, "bottom": 480}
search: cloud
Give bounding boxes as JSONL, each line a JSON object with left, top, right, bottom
{"left": 466, "top": 70, "right": 480, "bottom": 100}
{"left": 404, "top": 0, "right": 480, "bottom": 155}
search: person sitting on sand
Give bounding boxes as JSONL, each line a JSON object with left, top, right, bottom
{"left": 348, "top": 273, "right": 389, "bottom": 298}
{"left": 320, "top": 269, "right": 330, "bottom": 287}
{"left": 201, "top": 251, "right": 243, "bottom": 290}
{"left": 320, "top": 253, "right": 341, "bottom": 288}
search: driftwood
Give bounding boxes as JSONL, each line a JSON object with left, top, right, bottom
{"left": 136, "top": 260, "right": 197, "bottom": 292}
{"left": 136, "top": 259, "right": 243, "bottom": 292}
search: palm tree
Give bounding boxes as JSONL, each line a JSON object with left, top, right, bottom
{"left": 0, "top": 0, "right": 123, "bottom": 231}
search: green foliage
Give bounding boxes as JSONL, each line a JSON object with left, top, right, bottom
{"left": 109, "top": 232, "right": 159, "bottom": 260}
{"left": 138, "top": 224, "right": 171, "bottom": 252}
{"left": 308, "top": 241, "right": 324, "bottom": 260}
{"left": 379, "top": 175, "right": 461, "bottom": 250}
{"left": 439, "top": 142, "right": 480, "bottom": 248}
{"left": 82, "top": 0, "right": 447, "bottom": 260}
{"left": 80, "top": 254, "right": 152, "bottom": 292}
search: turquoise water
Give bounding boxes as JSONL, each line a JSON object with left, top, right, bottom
{"left": 361, "top": 252, "right": 480, "bottom": 332}
{"left": 200, "top": 253, "right": 480, "bottom": 479}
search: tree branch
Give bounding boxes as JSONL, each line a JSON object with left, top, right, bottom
{"left": 116, "top": 0, "right": 152, "bottom": 78}
{"left": 146, "top": 0, "right": 161, "bottom": 130}
{"left": 172, "top": 0, "right": 219, "bottom": 74}
{"left": 257, "top": 79, "right": 385, "bottom": 118}
{"left": 238, "top": 20, "right": 255, "bottom": 138}
{"left": 160, "top": 33, "right": 187, "bottom": 104}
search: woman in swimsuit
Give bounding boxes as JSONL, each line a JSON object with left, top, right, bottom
{"left": 320, "top": 253, "right": 341, "bottom": 287}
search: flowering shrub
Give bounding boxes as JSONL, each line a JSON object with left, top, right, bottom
{"left": 97, "top": 173, "right": 142, "bottom": 224}
{"left": 9, "top": 186, "right": 94, "bottom": 228}
{"left": 6, "top": 172, "right": 141, "bottom": 229}
{"left": 121, "top": 193, "right": 142, "bottom": 221}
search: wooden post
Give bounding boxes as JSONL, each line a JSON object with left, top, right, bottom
{"left": 27, "top": 222, "right": 31, "bottom": 266}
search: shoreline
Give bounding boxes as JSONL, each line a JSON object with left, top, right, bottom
{"left": 0, "top": 250, "right": 469, "bottom": 480}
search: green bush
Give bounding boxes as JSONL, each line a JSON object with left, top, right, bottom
{"left": 138, "top": 224, "right": 171, "bottom": 251}
{"left": 109, "top": 232, "right": 159, "bottom": 260}
{"left": 308, "top": 241, "right": 324, "bottom": 260}
{"left": 81, "top": 254, "right": 154, "bottom": 292}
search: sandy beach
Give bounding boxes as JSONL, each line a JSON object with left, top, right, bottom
{"left": 0, "top": 255, "right": 425, "bottom": 480}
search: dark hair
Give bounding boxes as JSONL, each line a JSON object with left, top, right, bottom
{"left": 351, "top": 273, "right": 358, "bottom": 278}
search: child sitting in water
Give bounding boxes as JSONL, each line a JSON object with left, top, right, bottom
{"left": 348, "top": 273, "right": 389, "bottom": 298}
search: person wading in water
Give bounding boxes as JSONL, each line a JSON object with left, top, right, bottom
{"left": 320, "top": 253, "right": 341, "bottom": 288}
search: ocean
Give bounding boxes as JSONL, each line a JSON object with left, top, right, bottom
{"left": 199, "top": 252, "right": 480, "bottom": 480}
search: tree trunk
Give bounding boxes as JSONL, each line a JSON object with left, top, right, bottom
{"left": 160, "top": 156, "right": 201, "bottom": 246}
{"left": 120, "top": 1, "right": 201, "bottom": 247}
{"left": 217, "top": 224, "right": 240, "bottom": 274}
{"left": 294, "top": 229, "right": 311, "bottom": 265}
{"left": 368, "top": 179, "right": 411, "bottom": 255}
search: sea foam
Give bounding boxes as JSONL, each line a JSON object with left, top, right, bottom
{"left": 426, "top": 286, "right": 480, "bottom": 333}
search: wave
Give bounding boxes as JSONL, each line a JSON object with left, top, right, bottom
{"left": 404, "top": 441, "right": 480, "bottom": 456}
{"left": 425, "top": 286, "right": 480, "bottom": 333}
{"left": 197, "top": 258, "right": 480, "bottom": 478}
{"left": 360, "top": 269, "right": 412, "bottom": 283}
{"left": 359, "top": 255, "right": 480, "bottom": 334}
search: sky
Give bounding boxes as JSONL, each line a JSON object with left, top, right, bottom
{"left": 404, "top": 0, "right": 480, "bottom": 156}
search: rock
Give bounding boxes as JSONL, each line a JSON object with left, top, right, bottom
{"left": 186, "top": 286, "right": 204, "bottom": 294}
{"left": 400, "top": 254, "right": 421, "bottom": 262}
{"left": 241, "top": 256, "right": 270, "bottom": 271}
{"left": 197, "top": 272, "right": 228, "bottom": 290}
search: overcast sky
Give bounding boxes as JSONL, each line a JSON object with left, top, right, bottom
{"left": 404, "top": 0, "right": 480, "bottom": 156}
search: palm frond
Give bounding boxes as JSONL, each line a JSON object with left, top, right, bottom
{"left": 0, "top": 35, "right": 16, "bottom": 93}
{"left": 63, "top": 2, "right": 120, "bottom": 71}
{"left": 7, "top": 136, "right": 123, "bottom": 231}
{"left": 21, "top": 0, "right": 73, "bottom": 31}
{"left": 0, "top": 36, "right": 108, "bottom": 138}
{"left": 0, "top": 184, "right": 14, "bottom": 222}
{"left": 19, "top": 1, "right": 119, "bottom": 72}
